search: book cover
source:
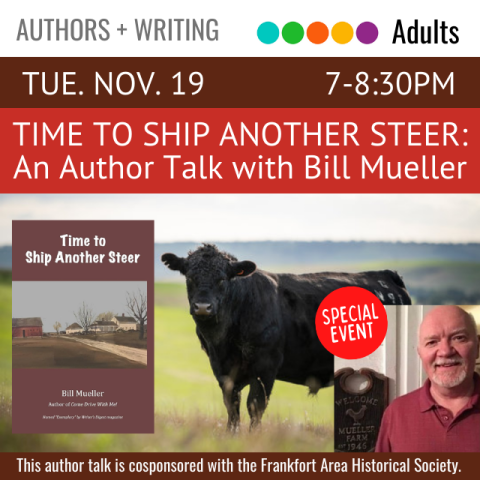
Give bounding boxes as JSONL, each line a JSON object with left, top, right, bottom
{"left": 12, "top": 220, "right": 154, "bottom": 433}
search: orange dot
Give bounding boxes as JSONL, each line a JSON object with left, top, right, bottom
{"left": 307, "top": 22, "right": 329, "bottom": 44}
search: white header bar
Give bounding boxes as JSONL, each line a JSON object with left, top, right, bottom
{"left": 1, "top": 0, "right": 477, "bottom": 57}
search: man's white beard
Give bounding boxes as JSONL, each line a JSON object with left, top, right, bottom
{"left": 432, "top": 358, "right": 467, "bottom": 388}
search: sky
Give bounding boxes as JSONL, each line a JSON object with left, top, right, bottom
{"left": 12, "top": 281, "right": 146, "bottom": 332}
{"left": 1, "top": 193, "right": 480, "bottom": 245}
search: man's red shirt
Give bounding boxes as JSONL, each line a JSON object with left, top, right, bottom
{"left": 375, "top": 373, "right": 480, "bottom": 452}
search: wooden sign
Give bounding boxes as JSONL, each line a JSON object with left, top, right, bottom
{"left": 334, "top": 367, "right": 388, "bottom": 452}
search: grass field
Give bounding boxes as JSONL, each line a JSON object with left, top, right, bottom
{"left": 0, "top": 275, "right": 334, "bottom": 452}
{"left": 3, "top": 256, "right": 479, "bottom": 451}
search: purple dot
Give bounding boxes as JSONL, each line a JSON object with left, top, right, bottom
{"left": 356, "top": 22, "right": 378, "bottom": 44}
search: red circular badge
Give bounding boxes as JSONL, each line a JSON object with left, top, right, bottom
{"left": 315, "top": 287, "right": 388, "bottom": 360}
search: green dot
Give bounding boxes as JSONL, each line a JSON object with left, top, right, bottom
{"left": 282, "top": 22, "right": 304, "bottom": 44}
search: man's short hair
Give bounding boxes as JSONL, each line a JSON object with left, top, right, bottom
{"left": 418, "top": 306, "right": 479, "bottom": 343}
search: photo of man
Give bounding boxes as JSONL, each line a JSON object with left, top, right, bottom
{"left": 376, "top": 306, "right": 480, "bottom": 452}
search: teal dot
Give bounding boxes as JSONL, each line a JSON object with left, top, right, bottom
{"left": 257, "top": 22, "right": 279, "bottom": 44}
{"left": 282, "top": 22, "right": 304, "bottom": 44}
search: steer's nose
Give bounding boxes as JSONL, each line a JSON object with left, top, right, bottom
{"left": 193, "top": 303, "right": 213, "bottom": 315}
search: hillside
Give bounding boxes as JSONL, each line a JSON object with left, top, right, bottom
{"left": 3, "top": 241, "right": 480, "bottom": 303}
{"left": 155, "top": 242, "right": 480, "bottom": 304}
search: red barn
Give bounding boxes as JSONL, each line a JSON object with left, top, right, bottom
{"left": 12, "top": 317, "right": 43, "bottom": 337}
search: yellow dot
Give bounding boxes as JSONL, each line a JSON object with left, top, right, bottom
{"left": 332, "top": 22, "right": 354, "bottom": 44}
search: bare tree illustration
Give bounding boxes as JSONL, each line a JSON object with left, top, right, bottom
{"left": 74, "top": 302, "right": 95, "bottom": 334}
{"left": 126, "top": 290, "right": 147, "bottom": 340}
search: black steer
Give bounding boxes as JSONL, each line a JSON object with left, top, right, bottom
{"left": 162, "top": 244, "right": 411, "bottom": 430}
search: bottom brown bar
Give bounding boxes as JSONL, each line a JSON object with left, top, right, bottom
{"left": 3, "top": 453, "right": 476, "bottom": 478}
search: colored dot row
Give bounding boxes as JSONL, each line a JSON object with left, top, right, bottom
{"left": 258, "top": 21, "right": 378, "bottom": 45}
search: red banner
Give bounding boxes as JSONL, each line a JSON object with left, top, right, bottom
{"left": 2, "top": 108, "right": 478, "bottom": 193}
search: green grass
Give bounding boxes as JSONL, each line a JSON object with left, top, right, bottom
{"left": 0, "top": 278, "right": 333, "bottom": 452}
{"left": 155, "top": 284, "right": 333, "bottom": 429}
{"left": 155, "top": 304, "right": 333, "bottom": 427}
{"left": 4, "top": 257, "right": 479, "bottom": 451}
{"left": 0, "top": 277, "right": 12, "bottom": 396}
{"left": 155, "top": 281, "right": 188, "bottom": 308}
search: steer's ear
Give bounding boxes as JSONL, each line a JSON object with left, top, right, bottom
{"left": 230, "top": 260, "right": 256, "bottom": 278}
{"left": 161, "top": 253, "right": 187, "bottom": 275}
